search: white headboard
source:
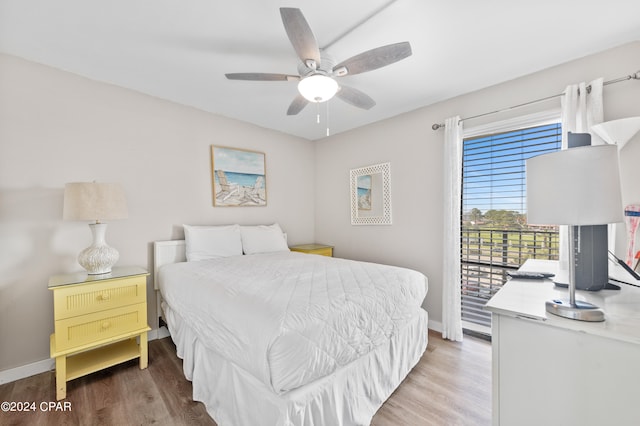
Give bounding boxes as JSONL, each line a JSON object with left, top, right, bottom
{"left": 153, "top": 240, "right": 186, "bottom": 290}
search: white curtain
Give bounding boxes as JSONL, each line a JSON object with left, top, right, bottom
{"left": 442, "top": 116, "right": 463, "bottom": 342}
{"left": 561, "top": 78, "right": 604, "bottom": 147}
{"left": 559, "top": 78, "right": 604, "bottom": 268}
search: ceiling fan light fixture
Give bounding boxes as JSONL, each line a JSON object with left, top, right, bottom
{"left": 298, "top": 74, "right": 339, "bottom": 103}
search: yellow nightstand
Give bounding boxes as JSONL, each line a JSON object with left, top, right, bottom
{"left": 49, "top": 267, "right": 150, "bottom": 400}
{"left": 289, "top": 243, "right": 334, "bottom": 257}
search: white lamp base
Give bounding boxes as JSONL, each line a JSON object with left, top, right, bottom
{"left": 78, "top": 223, "right": 119, "bottom": 274}
{"left": 545, "top": 299, "right": 605, "bottom": 322}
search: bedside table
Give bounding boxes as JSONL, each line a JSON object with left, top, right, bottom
{"left": 49, "top": 266, "right": 150, "bottom": 400}
{"left": 289, "top": 243, "right": 334, "bottom": 257}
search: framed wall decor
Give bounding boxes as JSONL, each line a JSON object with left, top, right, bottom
{"left": 211, "top": 146, "right": 266, "bottom": 207}
{"left": 350, "top": 162, "right": 391, "bottom": 225}
{"left": 357, "top": 174, "right": 372, "bottom": 211}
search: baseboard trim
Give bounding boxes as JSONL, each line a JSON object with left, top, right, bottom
{"left": 154, "top": 326, "right": 171, "bottom": 340}
{"left": 0, "top": 328, "right": 166, "bottom": 385}
{"left": 0, "top": 358, "right": 55, "bottom": 385}
{"left": 428, "top": 319, "right": 443, "bottom": 333}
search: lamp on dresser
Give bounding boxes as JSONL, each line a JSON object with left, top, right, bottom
{"left": 591, "top": 116, "right": 640, "bottom": 267}
{"left": 63, "top": 182, "right": 128, "bottom": 274}
{"left": 590, "top": 116, "right": 640, "bottom": 150}
{"left": 526, "top": 144, "right": 624, "bottom": 322}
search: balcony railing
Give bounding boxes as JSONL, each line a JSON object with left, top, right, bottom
{"left": 461, "top": 228, "right": 559, "bottom": 329}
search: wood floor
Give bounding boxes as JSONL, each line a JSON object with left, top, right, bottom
{"left": 0, "top": 330, "right": 491, "bottom": 426}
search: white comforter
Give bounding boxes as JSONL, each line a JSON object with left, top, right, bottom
{"left": 158, "top": 251, "right": 428, "bottom": 394}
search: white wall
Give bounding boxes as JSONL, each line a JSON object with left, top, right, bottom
{"left": 314, "top": 41, "right": 640, "bottom": 328}
{"left": 0, "top": 54, "right": 315, "bottom": 372}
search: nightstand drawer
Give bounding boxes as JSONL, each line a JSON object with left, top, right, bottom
{"left": 53, "top": 275, "right": 146, "bottom": 320}
{"left": 307, "top": 246, "right": 333, "bottom": 256}
{"left": 290, "top": 244, "right": 334, "bottom": 257}
{"left": 54, "top": 303, "right": 147, "bottom": 352}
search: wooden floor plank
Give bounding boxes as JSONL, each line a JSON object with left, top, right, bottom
{"left": 0, "top": 329, "right": 491, "bottom": 425}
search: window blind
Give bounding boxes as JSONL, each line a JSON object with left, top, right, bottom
{"left": 461, "top": 123, "right": 561, "bottom": 330}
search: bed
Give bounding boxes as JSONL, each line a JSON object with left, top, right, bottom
{"left": 153, "top": 224, "right": 428, "bottom": 426}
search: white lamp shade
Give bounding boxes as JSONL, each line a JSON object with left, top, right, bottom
{"left": 526, "top": 144, "right": 623, "bottom": 226}
{"left": 590, "top": 117, "right": 640, "bottom": 149}
{"left": 297, "top": 74, "right": 339, "bottom": 103}
{"left": 63, "top": 182, "right": 128, "bottom": 222}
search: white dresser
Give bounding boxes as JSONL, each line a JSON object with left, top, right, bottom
{"left": 485, "top": 259, "right": 640, "bottom": 426}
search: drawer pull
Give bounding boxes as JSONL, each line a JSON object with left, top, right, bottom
{"left": 98, "top": 293, "right": 111, "bottom": 301}
{"left": 101, "top": 321, "right": 111, "bottom": 329}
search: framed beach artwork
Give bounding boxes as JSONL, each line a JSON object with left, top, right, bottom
{"left": 357, "top": 175, "right": 372, "bottom": 210}
{"left": 350, "top": 162, "right": 392, "bottom": 225}
{"left": 211, "top": 146, "right": 266, "bottom": 207}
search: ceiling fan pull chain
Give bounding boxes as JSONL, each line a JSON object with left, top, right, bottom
{"left": 326, "top": 101, "right": 330, "bottom": 137}
{"left": 316, "top": 102, "right": 320, "bottom": 124}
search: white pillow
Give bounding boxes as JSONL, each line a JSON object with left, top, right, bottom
{"left": 183, "top": 224, "right": 243, "bottom": 261}
{"left": 240, "top": 224, "right": 290, "bottom": 255}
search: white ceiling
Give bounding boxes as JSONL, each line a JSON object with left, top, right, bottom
{"left": 1, "top": 0, "right": 640, "bottom": 140}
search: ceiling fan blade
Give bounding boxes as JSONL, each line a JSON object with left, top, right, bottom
{"left": 280, "top": 8, "right": 321, "bottom": 67}
{"left": 225, "top": 73, "right": 300, "bottom": 81}
{"left": 336, "top": 85, "right": 376, "bottom": 110}
{"left": 333, "top": 42, "right": 412, "bottom": 76}
{"left": 287, "top": 94, "right": 309, "bottom": 115}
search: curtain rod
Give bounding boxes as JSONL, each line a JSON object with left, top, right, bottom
{"left": 431, "top": 70, "right": 640, "bottom": 130}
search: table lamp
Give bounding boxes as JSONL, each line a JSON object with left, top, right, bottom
{"left": 526, "top": 144, "right": 623, "bottom": 321}
{"left": 590, "top": 116, "right": 640, "bottom": 150}
{"left": 591, "top": 117, "right": 640, "bottom": 267}
{"left": 63, "top": 182, "right": 128, "bottom": 274}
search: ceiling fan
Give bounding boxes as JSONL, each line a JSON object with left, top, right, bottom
{"left": 225, "top": 7, "right": 412, "bottom": 115}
